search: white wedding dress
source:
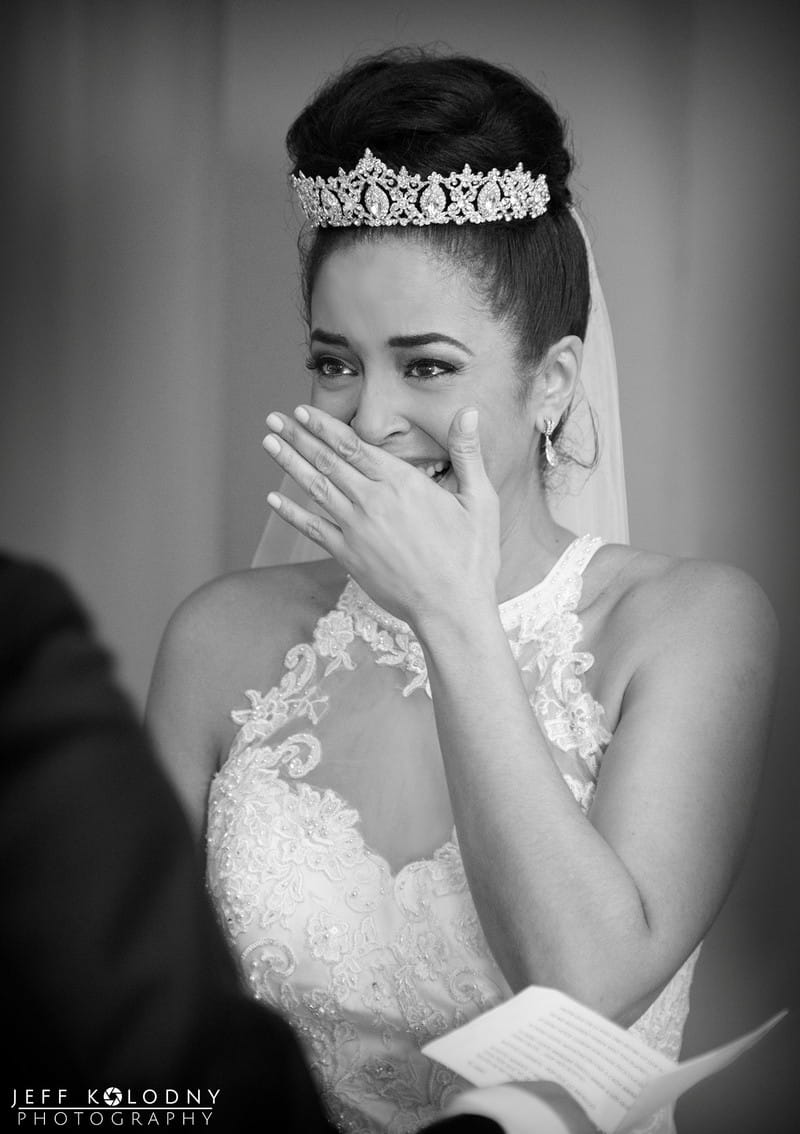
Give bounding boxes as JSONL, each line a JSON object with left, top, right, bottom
{"left": 206, "top": 534, "right": 698, "bottom": 1134}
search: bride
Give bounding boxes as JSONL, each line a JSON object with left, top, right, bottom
{"left": 146, "top": 49, "right": 778, "bottom": 1134}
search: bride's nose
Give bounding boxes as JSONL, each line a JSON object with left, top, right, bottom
{"left": 349, "top": 379, "right": 409, "bottom": 446}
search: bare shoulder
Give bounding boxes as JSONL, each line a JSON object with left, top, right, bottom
{"left": 164, "top": 557, "right": 345, "bottom": 657}
{"left": 587, "top": 542, "right": 779, "bottom": 680}
{"left": 160, "top": 558, "right": 345, "bottom": 697}
{"left": 146, "top": 557, "right": 346, "bottom": 770}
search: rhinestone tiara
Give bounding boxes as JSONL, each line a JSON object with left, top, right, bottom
{"left": 291, "top": 148, "right": 550, "bottom": 228}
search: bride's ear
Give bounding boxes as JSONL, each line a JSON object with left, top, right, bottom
{"left": 527, "top": 335, "right": 583, "bottom": 425}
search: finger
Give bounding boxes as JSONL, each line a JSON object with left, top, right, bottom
{"left": 263, "top": 428, "right": 352, "bottom": 522}
{"left": 266, "top": 411, "right": 368, "bottom": 501}
{"left": 447, "top": 407, "right": 488, "bottom": 497}
{"left": 293, "top": 405, "right": 396, "bottom": 481}
{"left": 266, "top": 490, "right": 344, "bottom": 557}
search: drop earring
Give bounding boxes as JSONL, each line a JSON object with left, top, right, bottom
{"left": 543, "top": 417, "right": 558, "bottom": 467}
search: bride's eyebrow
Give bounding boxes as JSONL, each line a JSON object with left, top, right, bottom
{"left": 310, "top": 329, "right": 474, "bottom": 355}
{"left": 387, "top": 333, "right": 473, "bottom": 354}
{"left": 309, "top": 329, "right": 350, "bottom": 348}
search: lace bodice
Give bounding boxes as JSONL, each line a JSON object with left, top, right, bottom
{"left": 207, "top": 536, "right": 698, "bottom": 1133}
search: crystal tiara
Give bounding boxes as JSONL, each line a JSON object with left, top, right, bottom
{"left": 291, "top": 148, "right": 550, "bottom": 228}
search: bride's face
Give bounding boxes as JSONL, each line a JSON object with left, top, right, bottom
{"left": 306, "top": 238, "right": 542, "bottom": 507}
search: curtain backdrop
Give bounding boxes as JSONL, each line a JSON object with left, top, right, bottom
{"left": 2, "top": 2, "right": 798, "bottom": 1131}
{"left": 1, "top": 0, "right": 226, "bottom": 705}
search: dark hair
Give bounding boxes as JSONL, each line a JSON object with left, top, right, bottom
{"left": 287, "top": 47, "right": 592, "bottom": 467}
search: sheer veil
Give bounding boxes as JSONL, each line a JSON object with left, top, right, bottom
{"left": 251, "top": 210, "right": 628, "bottom": 569}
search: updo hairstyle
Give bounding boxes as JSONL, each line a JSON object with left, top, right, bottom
{"left": 287, "top": 48, "right": 591, "bottom": 468}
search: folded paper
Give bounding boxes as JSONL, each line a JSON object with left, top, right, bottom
{"left": 422, "top": 986, "right": 785, "bottom": 1134}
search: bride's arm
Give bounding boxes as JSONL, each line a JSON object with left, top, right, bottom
{"left": 262, "top": 403, "right": 778, "bottom": 1022}
{"left": 415, "top": 558, "right": 777, "bottom": 1021}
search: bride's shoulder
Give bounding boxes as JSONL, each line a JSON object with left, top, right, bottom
{"left": 152, "top": 558, "right": 347, "bottom": 709}
{"left": 146, "top": 560, "right": 348, "bottom": 820}
{"left": 165, "top": 557, "right": 347, "bottom": 655}
{"left": 588, "top": 542, "right": 778, "bottom": 661}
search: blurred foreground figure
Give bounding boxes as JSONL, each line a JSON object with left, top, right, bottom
{"left": 0, "top": 553, "right": 337, "bottom": 1129}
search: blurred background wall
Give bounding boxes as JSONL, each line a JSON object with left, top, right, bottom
{"left": 2, "top": 1, "right": 798, "bottom": 1129}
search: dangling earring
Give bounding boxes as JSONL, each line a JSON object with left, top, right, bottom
{"left": 543, "top": 418, "right": 558, "bottom": 467}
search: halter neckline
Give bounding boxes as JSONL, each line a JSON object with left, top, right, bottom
{"left": 344, "top": 534, "right": 604, "bottom": 637}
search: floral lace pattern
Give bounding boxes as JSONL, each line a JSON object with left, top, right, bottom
{"left": 336, "top": 587, "right": 429, "bottom": 697}
{"left": 207, "top": 536, "right": 696, "bottom": 1133}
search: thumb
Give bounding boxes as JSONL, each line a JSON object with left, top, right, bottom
{"left": 447, "top": 407, "right": 486, "bottom": 496}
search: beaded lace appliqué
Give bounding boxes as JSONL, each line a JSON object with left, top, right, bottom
{"left": 207, "top": 536, "right": 695, "bottom": 1134}
{"left": 336, "top": 586, "right": 429, "bottom": 697}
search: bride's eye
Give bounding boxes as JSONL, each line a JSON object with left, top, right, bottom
{"left": 405, "top": 358, "right": 457, "bottom": 380}
{"left": 305, "top": 355, "right": 357, "bottom": 379}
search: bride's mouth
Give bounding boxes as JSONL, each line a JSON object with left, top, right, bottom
{"left": 401, "top": 456, "right": 453, "bottom": 486}
{"left": 422, "top": 460, "right": 451, "bottom": 485}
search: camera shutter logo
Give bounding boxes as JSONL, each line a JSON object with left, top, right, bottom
{"left": 103, "top": 1087, "right": 123, "bottom": 1106}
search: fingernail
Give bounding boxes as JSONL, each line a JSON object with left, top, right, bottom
{"left": 266, "top": 492, "right": 282, "bottom": 511}
{"left": 294, "top": 405, "right": 310, "bottom": 424}
{"left": 461, "top": 408, "right": 478, "bottom": 432}
{"left": 266, "top": 413, "right": 283, "bottom": 432}
{"left": 263, "top": 435, "right": 281, "bottom": 455}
